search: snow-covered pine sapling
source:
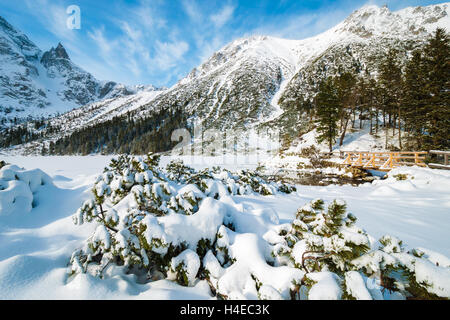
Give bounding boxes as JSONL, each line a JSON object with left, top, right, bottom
{"left": 167, "top": 249, "right": 201, "bottom": 286}
{"left": 342, "top": 270, "right": 373, "bottom": 300}
{"left": 273, "top": 199, "right": 450, "bottom": 300}
{"left": 166, "top": 160, "right": 195, "bottom": 183}
{"left": 258, "top": 285, "right": 284, "bottom": 300}
{"left": 214, "top": 225, "right": 234, "bottom": 267}
{"left": 131, "top": 182, "right": 173, "bottom": 216}
{"left": 286, "top": 199, "right": 370, "bottom": 275}
{"left": 184, "top": 168, "right": 213, "bottom": 192}
{"left": 351, "top": 235, "right": 450, "bottom": 300}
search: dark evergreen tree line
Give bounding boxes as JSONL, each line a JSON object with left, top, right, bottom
{"left": 45, "top": 108, "right": 188, "bottom": 155}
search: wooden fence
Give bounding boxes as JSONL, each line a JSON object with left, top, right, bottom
{"left": 342, "top": 151, "right": 428, "bottom": 171}
{"left": 428, "top": 150, "right": 450, "bottom": 170}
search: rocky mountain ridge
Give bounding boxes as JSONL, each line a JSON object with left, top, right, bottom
{"left": 0, "top": 15, "right": 157, "bottom": 126}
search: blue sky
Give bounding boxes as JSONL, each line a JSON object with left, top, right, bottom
{"left": 0, "top": 0, "right": 446, "bottom": 87}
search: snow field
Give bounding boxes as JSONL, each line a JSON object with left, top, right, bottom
{"left": 0, "top": 155, "right": 449, "bottom": 299}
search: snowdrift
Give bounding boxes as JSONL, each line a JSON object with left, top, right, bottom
{"left": 0, "top": 164, "right": 53, "bottom": 216}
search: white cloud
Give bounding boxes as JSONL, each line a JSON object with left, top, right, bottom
{"left": 88, "top": 27, "right": 114, "bottom": 56}
{"left": 210, "top": 5, "right": 235, "bottom": 28}
{"left": 182, "top": 0, "right": 202, "bottom": 22}
{"left": 120, "top": 21, "right": 143, "bottom": 42}
{"left": 153, "top": 40, "right": 189, "bottom": 70}
{"left": 129, "top": 1, "right": 167, "bottom": 30}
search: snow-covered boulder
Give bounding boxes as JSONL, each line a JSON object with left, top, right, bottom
{"left": 0, "top": 165, "right": 53, "bottom": 216}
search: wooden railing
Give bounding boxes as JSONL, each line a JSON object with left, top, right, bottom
{"left": 342, "top": 151, "right": 428, "bottom": 171}
{"left": 428, "top": 150, "right": 450, "bottom": 170}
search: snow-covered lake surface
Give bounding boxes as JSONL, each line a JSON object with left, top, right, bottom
{"left": 1, "top": 155, "right": 449, "bottom": 299}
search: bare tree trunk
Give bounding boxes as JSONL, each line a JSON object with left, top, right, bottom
{"left": 392, "top": 114, "right": 396, "bottom": 137}
{"left": 376, "top": 108, "right": 379, "bottom": 134}
{"left": 398, "top": 106, "right": 402, "bottom": 150}
{"left": 352, "top": 111, "right": 356, "bottom": 128}
{"left": 385, "top": 127, "right": 389, "bottom": 150}
{"left": 339, "top": 116, "right": 350, "bottom": 147}
{"left": 370, "top": 109, "right": 373, "bottom": 135}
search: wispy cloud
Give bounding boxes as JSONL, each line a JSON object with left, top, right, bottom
{"left": 182, "top": 0, "right": 203, "bottom": 22}
{"left": 262, "top": 9, "right": 350, "bottom": 39}
{"left": 154, "top": 40, "right": 190, "bottom": 70}
{"left": 88, "top": 27, "right": 114, "bottom": 57}
{"left": 210, "top": 5, "right": 235, "bottom": 28}
{"left": 85, "top": 1, "right": 190, "bottom": 83}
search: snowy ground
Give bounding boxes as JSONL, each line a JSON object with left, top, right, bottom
{"left": 0, "top": 155, "right": 449, "bottom": 299}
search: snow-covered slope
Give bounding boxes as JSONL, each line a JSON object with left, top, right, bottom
{"left": 39, "top": 87, "right": 166, "bottom": 136}
{"left": 0, "top": 16, "right": 155, "bottom": 126}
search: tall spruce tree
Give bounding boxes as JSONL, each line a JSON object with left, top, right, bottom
{"left": 335, "top": 72, "right": 357, "bottom": 147}
{"left": 379, "top": 49, "right": 404, "bottom": 149}
{"left": 315, "top": 77, "right": 340, "bottom": 153}
{"left": 422, "top": 28, "right": 450, "bottom": 150}
{"left": 403, "top": 50, "right": 428, "bottom": 150}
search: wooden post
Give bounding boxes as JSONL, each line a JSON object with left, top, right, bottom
{"left": 364, "top": 153, "right": 376, "bottom": 168}
{"left": 343, "top": 153, "right": 352, "bottom": 165}
{"left": 381, "top": 153, "right": 393, "bottom": 170}
{"left": 446, "top": 154, "right": 449, "bottom": 166}
{"left": 355, "top": 153, "right": 363, "bottom": 167}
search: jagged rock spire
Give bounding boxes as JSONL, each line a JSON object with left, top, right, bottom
{"left": 54, "top": 42, "right": 70, "bottom": 60}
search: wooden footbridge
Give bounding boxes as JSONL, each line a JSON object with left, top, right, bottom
{"left": 342, "top": 150, "right": 450, "bottom": 171}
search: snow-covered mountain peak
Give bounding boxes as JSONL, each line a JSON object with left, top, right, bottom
{"left": 41, "top": 42, "right": 70, "bottom": 63}
{"left": 181, "top": 35, "right": 300, "bottom": 85}
{"left": 336, "top": 2, "right": 449, "bottom": 39}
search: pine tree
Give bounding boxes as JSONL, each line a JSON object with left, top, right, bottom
{"left": 335, "top": 72, "right": 357, "bottom": 147}
{"left": 379, "top": 49, "right": 403, "bottom": 149}
{"left": 403, "top": 50, "right": 428, "bottom": 150}
{"left": 314, "top": 77, "right": 340, "bottom": 153}
{"left": 422, "top": 28, "right": 450, "bottom": 150}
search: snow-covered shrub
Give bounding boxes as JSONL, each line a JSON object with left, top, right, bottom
{"left": 282, "top": 199, "right": 371, "bottom": 274}
{"left": 272, "top": 199, "right": 450, "bottom": 300}
{"left": 69, "top": 153, "right": 296, "bottom": 288}
{"left": 167, "top": 249, "right": 201, "bottom": 286}
{"left": 352, "top": 234, "right": 450, "bottom": 300}
{"left": 165, "top": 160, "right": 196, "bottom": 183}
{"left": 0, "top": 164, "right": 53, "bottom": 216}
